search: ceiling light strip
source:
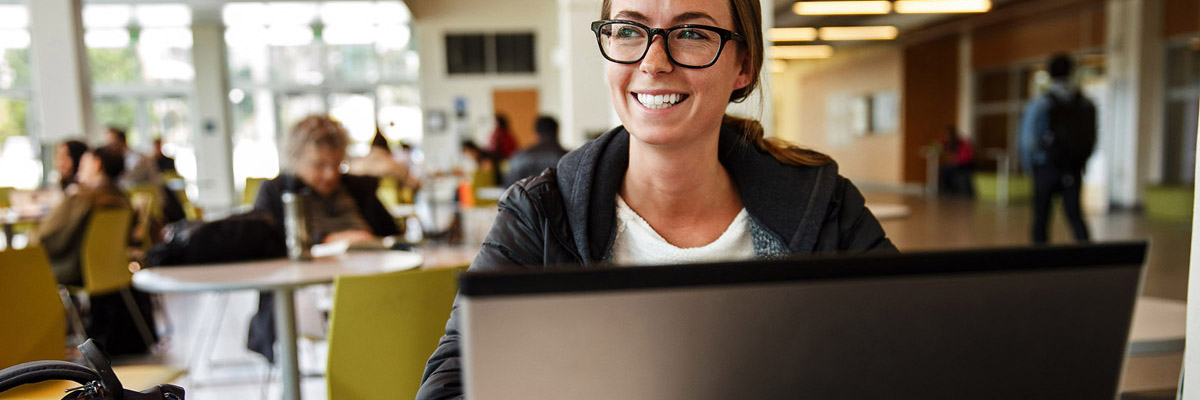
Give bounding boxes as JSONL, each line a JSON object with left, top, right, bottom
{"left": 893, "top": 0, "right": 992, "bottom": 14}
{"left": 792, "top": 1, "right": 891, "bottom": 15}
{"left": 768, "top": 27, "right": 819, "bottom": 42}
{"left": 818, "top": 26, "right": 898, "bottom": 41}
{"left": 770, "top": 45, "right": 834, "bottom": 59}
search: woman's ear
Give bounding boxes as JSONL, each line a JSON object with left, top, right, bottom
{"left": 732, "top": 51, "right": 753, "bottom": 92}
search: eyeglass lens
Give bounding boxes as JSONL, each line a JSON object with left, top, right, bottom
{"left": 598, "top": 22, "right": 724, "bottom": 67}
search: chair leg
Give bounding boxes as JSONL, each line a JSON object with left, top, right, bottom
{"left": 119, "top": 287, "right": 157, "bottom": 352}
{"left": 59, "top": 286, "right": 88, "bottom": 346}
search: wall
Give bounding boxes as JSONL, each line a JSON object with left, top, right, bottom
{"left": 407, "top": 0, "right": 561, "bottom": 171}
{"left": 903, "top": 36, "right": 960, "bottom": 184}
{"left": 775, "top": 46, "right": 905, "bottom": 186}
{"left": 1163, "top": 0, "right": 1200, "bottom": 38}
{"left": 971, "top": 3, "right": 1106, "bottom": 69}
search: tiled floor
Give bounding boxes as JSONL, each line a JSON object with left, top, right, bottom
{"left": 118, "top": 190, "right": 1188, "bottom": 399}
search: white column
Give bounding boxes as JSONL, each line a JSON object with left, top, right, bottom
{"left": 557, "top": 0, "right": 614, "bottom": 149}
{"left": 27, "top": 0, "right": 94, "bottom": 145}
{"left": 190, "top": 12, "right": 236, "bottom": 215}
{"left": 1185, "top": 100, "right": 1200, "bottom": 400}
{"left": 957, "top": 31, "right": 974, "bottom": 140}
{"left": 1104, "top": 0, "right": 1161, "bottom": 207}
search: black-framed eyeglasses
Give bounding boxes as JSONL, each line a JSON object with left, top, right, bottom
{"left": 590, "top": 20, "right": 745, "bottom": 69}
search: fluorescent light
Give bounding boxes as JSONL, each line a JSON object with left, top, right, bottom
{"left": 768, "top": 27, "right": 818, "bottom": 42}
{"left": 819, "top": 26, "right": 898, "bottom": 41}
{"left": 770, "top": 45, "right": 834, "bottom": 59}
{"left": 85, "top": 29, "right": 131, "bottom": 49}
{"left": 894, "top": 0, "right": 992, "bottom": 14}
{"left": 793, "top": 1, "right": 890, "bottom": 15}
{"left": 0, "top": 6, "right": 28, "bottom": 29}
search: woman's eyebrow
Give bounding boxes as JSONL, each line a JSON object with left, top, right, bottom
{"left": 611, "top": 10, "right": 719, "bottom": 26}
{"left": 671, "top": 11, "right": 718, "bottom": 25}
{"left": 612, "top": 10, "right": 648, "bottom": 21}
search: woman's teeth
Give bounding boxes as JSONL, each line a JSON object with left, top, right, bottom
{"left": 636, "top": 93, "right": 684, "bottom": 110}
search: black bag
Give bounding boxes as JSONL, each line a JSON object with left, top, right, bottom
{"left": 0, "top": 339, "right": 184, "bottom": 399}
{"left": 1042, "top": 90, "right": 1097, "bottom": 171}
{"left": 144, "top": 211, "right": 286, "bottom": 268}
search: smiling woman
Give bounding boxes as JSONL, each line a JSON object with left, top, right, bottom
{"left": 416, "top": 0, "right": 896, "bottom": 397}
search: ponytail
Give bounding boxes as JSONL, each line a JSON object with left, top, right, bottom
{"left": 723, "top": 114, "right": 832, "bottom": 167}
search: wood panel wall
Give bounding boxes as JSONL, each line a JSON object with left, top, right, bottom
{"left": 902, "top": 36, "right": 959, "bottom": 183}
{"left": 971, "top": 3, "right": 1106, "bottom": 70}
{"left": 1164, "top": 0, "right": 1200, "bottom": 38}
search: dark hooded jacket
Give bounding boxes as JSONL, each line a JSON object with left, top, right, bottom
{"left": 416, "top": 126, "right": 896, "bottom": 399}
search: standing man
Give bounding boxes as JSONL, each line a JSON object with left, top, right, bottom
{"left": 1019, "top": 53, "right": 1097, "bottom": 244}
{"left": 504, "top": 115, "right": 568, "bottom": 186}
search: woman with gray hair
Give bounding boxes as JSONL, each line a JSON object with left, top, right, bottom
{"left": 247, "top": 114, "right": 398, "bottom": 362}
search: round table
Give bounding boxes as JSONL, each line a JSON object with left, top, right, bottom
{"left": 133, "top": 250, "right": 423, "bottom": 400}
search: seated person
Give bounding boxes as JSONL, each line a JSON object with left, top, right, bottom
{"left": 54, "top": 139, "right": 88, "bottom": 192}
{"left": 35, "top": 145, "right": 132, "bottom": 286}
{"left": 247, "top": 114, "right": 399, "bottom": 362}
{"left": 349, "top": 130, "right": 421, "bottom": 193}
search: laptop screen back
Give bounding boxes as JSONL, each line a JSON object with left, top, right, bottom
{"left": 460, "top": 243, "right": 1145, "bottom": 400}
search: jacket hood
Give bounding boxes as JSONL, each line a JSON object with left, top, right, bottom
{"left": 555, "top": 125, "right": 839, "bottom": 263}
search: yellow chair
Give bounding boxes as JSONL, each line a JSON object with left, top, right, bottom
{"left": 162, "top": 172, "right": 201, "bottom": 220}
{"left": 0, "top": 186, "right": 12, "bottom": 208}
{"left": 243, "top": 177, "right": 268, "bottom": 205}
{"left": 61, "top": 208, "right": 156, "bottom": 350}
{"left": 326, "top": 266, "right": 467, "bottom": 400}
{"left": 0, "top": 246, "right": 183, "bottom": 399}
{"left": 0, "top": 246, "right": 66, "bottom": 370}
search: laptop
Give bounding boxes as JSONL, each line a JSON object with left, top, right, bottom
{"left": 459, "top": 242, "right": 1146, "bottom": 400}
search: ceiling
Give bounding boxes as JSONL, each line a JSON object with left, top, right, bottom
{"left": 772, "top": 0, "right": 1030, "bottom": 46}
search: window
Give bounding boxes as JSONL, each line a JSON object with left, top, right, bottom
{"left": 445, "top": 32, "right": 536, "bottom": 75}
{"left": 0, "top": 2, "right": 39, "bottom": 189}
{"left": 223, "top": 1, "right": 421, "bottom": 189}
{"left": 1161, "top": 36, "right": 1200, "bottom": 185}
{"left": 84, "top": 2, "right": 197, "bottom": 194}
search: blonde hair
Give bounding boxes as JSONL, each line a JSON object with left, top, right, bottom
{"left": 282, "top": 115, "right": 350, "bottom": 172}
{"left": 600, "top": 0, "right": 831, "bottom": 167}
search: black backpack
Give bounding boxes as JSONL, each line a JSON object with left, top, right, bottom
{"left": 1041, "top": 90, "right": 1097, "bottom": 171}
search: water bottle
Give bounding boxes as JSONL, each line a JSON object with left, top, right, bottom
{"left": 282, "top": 191, "right": 312, "bottom": 261}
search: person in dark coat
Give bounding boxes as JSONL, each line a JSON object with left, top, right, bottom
{"left": 503, "top": 115, "right": 568, "bottom": 186}
{"left": 246, "top": 115, "right": 398, "bottom": 362}
{"left": 416, "top": 0, "right": 896, "bottom": 397}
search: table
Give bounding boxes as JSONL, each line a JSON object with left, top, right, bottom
{"left": 1128, "top": 296, "right": 1186, "bottom": 355}
{"left": 132, "top": 250, "right": 423, "bottom": 400}
{"left": 1, "top": 209, "right": 45, "bottom": 249}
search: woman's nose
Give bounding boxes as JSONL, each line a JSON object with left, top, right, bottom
{"left": 639, "top": 36, "right": 673, "bottom": 75}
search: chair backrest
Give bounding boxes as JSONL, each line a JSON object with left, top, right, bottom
{"left": 81, "top": 208, "right": 133, "bottom": 295}
{"left": 0, "top": 246, "right": 66, "bottom": 369}
{"left": 243, "top": 177, "right": 267, "bottom": 205}
{"left": 326, "top": 266, "right": 467, "bottom": 400}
